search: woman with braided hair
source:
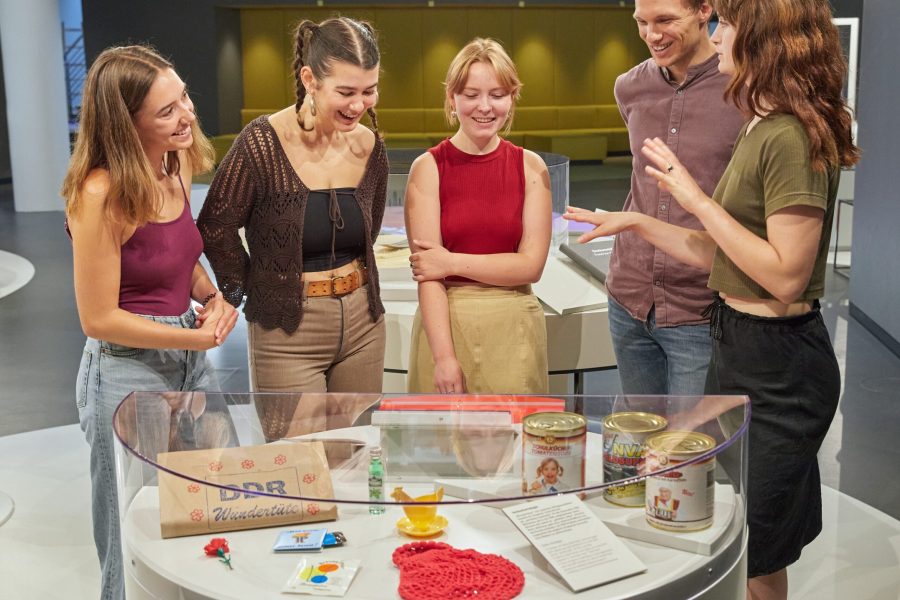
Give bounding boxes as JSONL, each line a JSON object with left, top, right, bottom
{"left": 198, "top": 17, "right": 388, "bottom": 395}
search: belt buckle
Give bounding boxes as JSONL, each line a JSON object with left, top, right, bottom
{"left": 331, "top": 272, "right": 351, "bottom": 297}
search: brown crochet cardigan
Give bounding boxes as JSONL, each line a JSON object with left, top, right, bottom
{"left": 197, "top": 116, "right": 388, "bottom": 334}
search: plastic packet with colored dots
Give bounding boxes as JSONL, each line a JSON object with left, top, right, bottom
{"left": 282, "top": 558, "right": 361, "bottom": 596}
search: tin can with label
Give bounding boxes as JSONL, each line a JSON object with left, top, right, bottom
{"left": 522, "top": 412, "right": 586, "bottom": 495}
{"left": 644, "top": 431, "right": 716, "bottom": 531}
{"left": 601, "top": 412, "right": 667, "bottom": 506}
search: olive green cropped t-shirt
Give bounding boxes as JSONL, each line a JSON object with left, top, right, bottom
{"left": 708, "top": 114, "right": 840, "bottom": 301}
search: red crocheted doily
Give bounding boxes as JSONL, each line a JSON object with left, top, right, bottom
{"left": 392, "top": 541, "right": 525, "bottom": 600}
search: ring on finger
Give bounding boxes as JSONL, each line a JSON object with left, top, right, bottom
{"left": 666, "top": 164, "right": 675, "bottom": 173}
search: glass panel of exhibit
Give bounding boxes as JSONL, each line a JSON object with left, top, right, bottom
{"left": 112, "top": 393, "right": 748, "bottom": 600}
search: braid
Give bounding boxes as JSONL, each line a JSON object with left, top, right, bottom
{"left": 366, "top": 107, "right": 381, "bottom": 139}
{"left": 293, "top": 21, "right": 316, "bottom": 131}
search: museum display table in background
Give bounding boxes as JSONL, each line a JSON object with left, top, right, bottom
{"left": 114, "top": 392, "right": 749, "bottom": 599}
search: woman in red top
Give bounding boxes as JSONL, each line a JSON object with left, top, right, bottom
{"left": 405, "top": 38, "right": 552, "bottom": 394}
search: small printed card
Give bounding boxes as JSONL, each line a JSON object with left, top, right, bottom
{"left": 503, "top": 494, "right": 646, "bottom": 592}
{"left": 282, "top": 558, "right": 361, "bottom": 596}
{"left": 274, "top": 528, "right": 328, "bottom": 553}
{"left": 323, "top": 531, "right": 346, "bottom": 547}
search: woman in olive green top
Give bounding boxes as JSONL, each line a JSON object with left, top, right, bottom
{"left": 565, "top": 1, "right": 859, "bottom": 598}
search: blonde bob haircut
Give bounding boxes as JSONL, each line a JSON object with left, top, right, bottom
{"left": 443, "top": 38, "right": 522, "bottom": 136}
{"left": 62, "top": 45, "right": 215, "bottom": 226}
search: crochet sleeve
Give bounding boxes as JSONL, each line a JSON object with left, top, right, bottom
{"left": 370, "top": 141, "right": 389, "bottom": 235}
{"left": 197, "top": 132, "right": 257, "bottom": 308}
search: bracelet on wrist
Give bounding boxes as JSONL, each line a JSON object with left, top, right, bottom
{"left": 199, "top": 292, "right": 217, "bottom": 307}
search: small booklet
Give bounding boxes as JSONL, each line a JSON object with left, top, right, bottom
{"left": 503, "top": 494, "right": 646, "bottom": 592}
{"left": 273, "top": 528, "right": 328, "bottom": 553}
{"left": 282, "top": 558, "right": 361, "bottom": 596}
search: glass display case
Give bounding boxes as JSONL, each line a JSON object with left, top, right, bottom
{"left": 114, "top": 393, "right": 748, "bottom": 600}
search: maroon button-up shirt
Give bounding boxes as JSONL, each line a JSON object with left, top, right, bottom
{"left": 607, "top": 55, "right": 745, "bottom": 327}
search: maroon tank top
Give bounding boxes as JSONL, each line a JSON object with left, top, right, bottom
{"left": 429, "top": 139, "right": 525, "bottom": 283}
{"left": 119, "top": 178, "right": 202, "bottom": 316}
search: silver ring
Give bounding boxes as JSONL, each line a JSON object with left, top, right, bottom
{"left": 666, "top": 164, "right": 675, "bottom": 173}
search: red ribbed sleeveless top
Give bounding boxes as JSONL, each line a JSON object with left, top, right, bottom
{"left": 429, "top": 138, "right": 525, "bottom": 283}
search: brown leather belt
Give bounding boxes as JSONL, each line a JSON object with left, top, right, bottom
{"left": 303, "top": 268, "right": 367, "bottom": 298}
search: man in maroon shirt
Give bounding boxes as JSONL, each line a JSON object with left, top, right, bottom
{"left": 604, "top": 0, "right": 744, "bottom": 394}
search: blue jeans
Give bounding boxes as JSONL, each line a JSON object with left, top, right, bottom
{"left": 607, "top": 296, "right": 711, "bottom": 395}
{"left": 75, "top": 309, "right": 218, "bottom": 600}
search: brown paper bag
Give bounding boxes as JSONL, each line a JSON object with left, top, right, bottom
{"left": 157, "top": 441, "right": 337, "bottom": 538}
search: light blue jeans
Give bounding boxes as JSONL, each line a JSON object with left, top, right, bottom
{"left": 607, "top": 296, "right": 711, "bottom": 395}
{"left": 75, "top": 309, "right": 218, "bottom": 600}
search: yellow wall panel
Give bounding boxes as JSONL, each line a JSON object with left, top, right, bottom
{"left": 511, "top": 9, "right": 555, "bottom": 106}
{"left": 241, "top": 10, "right": 288, "bottom": 110}
{"left": 594, "top": 12, "right": 644, "bottom": 105}
{"left": 421, "top": 9, "right": 468, "bottom": 108}
{"left": 238, "top": 6, "right": 648, "bottom": 123}
{"left": 375, "top": 9, "right": 424, "bottom": 108}
{"left": 466, "top": 8, "right": 513, "bottom": 48}
{"left": 554, "top": 10, "right": 595, "bottom": 106}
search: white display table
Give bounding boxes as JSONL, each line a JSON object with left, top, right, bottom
{"left": 114, "top": 393, "right": 749, "bottom": 600}
{"left": 122, "top": 486, "right": 746, "bottom": 599}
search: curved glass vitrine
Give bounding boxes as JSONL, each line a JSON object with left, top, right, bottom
{"left": 113, "top": 393, "right": 749, "bottom": 600}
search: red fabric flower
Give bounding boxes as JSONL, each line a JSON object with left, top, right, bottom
{"left": 204, "top": 538, "right": 230, "bottom": 556}
{"left": 204, "top": 538, "right": 233, "bottom": 570}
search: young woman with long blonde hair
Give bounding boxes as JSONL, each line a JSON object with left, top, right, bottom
{"left": 63, "top": 45, "right": 237, "bottom": 599}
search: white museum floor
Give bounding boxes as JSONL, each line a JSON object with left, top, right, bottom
{"left": 0, "top": 424, "right": 898, "bottom": 600}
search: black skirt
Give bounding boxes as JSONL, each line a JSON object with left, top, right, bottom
{"left": 704, "top": 297, "right": 840, "bottom": 578}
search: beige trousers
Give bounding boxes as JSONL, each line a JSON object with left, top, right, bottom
{"left": 408, "top": 285, "right": 549, "bottom": 394}
{"left": 248, "top": 284, "right": 386, "bottom": 394}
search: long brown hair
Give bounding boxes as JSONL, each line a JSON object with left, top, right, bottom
{"left": 713, "top": 0, "right": 859, "bottom": 170}
{"left": 62, "top": 45, "right": 214, "bottom": 224}
{"left": 292, "top": 17, "right": 381, "bottom": 135}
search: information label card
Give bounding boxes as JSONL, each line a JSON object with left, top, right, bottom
{"left": 503, "top": 494, "right": 646, "bottom": 592}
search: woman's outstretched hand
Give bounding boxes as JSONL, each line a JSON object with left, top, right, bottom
{"left": 562, "top": 206, "right": 639, "bottom": 243}
{"left": 641, "top": 137, "right": 709, "bottom": 214}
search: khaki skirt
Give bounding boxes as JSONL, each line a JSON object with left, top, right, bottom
{"left": 408, "top": 285, "right": 548, "bottom": 394}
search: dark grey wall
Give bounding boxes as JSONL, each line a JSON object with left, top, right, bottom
{"left": 849, "top": 0, "right": 900, "bottom": 352}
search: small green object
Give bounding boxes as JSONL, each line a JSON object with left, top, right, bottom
{"left": 368, "top": 446, "right": 385, "bottom": 514}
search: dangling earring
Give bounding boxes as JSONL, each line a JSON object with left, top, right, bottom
{"left": 309, "top": 94, "right": 317, "bottom": 117}
{"left": 450, "top": 109, "right": 457, "bottom": 121}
